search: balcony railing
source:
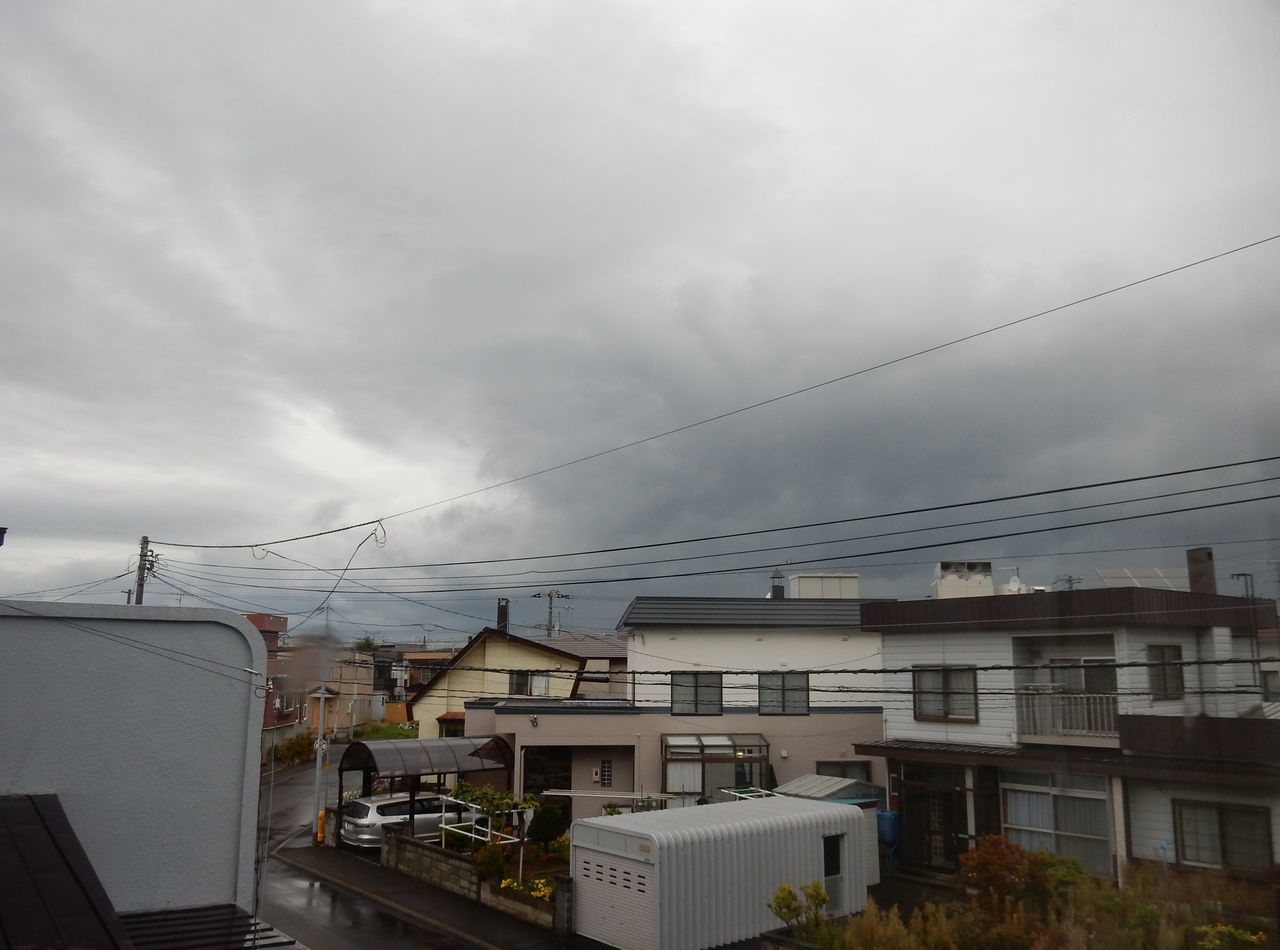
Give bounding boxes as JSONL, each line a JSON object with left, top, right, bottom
{"left": 1016, "top": 689, "right": 1118, "bottom": 741}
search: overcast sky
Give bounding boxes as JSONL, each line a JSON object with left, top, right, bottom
{"left": 3, "top": 0, "right": 1279, "bottom": 642}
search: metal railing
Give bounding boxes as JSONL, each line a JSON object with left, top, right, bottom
{"left": 1016, "top": 689, "right": 1118, "bottom": 738}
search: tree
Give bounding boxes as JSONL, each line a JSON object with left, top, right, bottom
{"left": 354, "top": 635, "right": 376, "bottom": 653}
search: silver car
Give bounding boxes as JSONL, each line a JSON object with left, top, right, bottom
{"left": 340, "top": 794, "right": 482, "bottom": 848}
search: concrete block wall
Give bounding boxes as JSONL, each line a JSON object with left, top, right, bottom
{"left": 381, "top": 833, "right": 481, "bottom": 900}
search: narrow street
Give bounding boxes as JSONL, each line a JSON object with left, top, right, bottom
{"left": 253, "top": 750, "right": 476, "bottom": 950}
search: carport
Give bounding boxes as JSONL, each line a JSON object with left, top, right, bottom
{"left": 337, "top": 736, "right": 513, "bottom": 818}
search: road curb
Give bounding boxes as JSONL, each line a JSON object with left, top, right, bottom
{"left": 270, "top": 843, "right": 506, "bottom": 950}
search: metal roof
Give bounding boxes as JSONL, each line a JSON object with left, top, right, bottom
{"left": 0, "top": 794, "right": 134, "bottom": 950}
{"left": 772, "top": 773, "right": 871, "bottom": 800}
{"left": 339, "top": 736, "right": 512, "bottom": 778}
{"left": 618, "top": 597, "right": 869, "bottom": 629}
{"left": 861, "top": 588, "right": 1276, "bottom": 635}
{"left": 854, "top": 738, "right": 1280, "bottom": 787}
{"left": 574, "top": 794, "right": 859, "bottom": 840}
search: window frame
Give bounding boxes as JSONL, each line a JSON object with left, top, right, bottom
{"left": 1000, "top": 770, "right": 1113, "bottom": 876}
{"left": 912, "top": 665, "right": 979, "bottom": 723}
{"left": 1147, "top": 644, "right": 1185, "bottom": 701}
{"left": 670, "top": 671, "right": 723, "bottom": 715}
{"left": 758, "top": 671, "right": 810, "bottom": 715}
{"left": 1173, "top": 800, "right": 1274, "bottom": 874}
{"left": 508, "top": 670, "right": 550, "bottom": 697}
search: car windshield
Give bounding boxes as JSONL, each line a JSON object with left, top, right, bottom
{"left": 344, "top": 802, "right": 370, "bottom": 820}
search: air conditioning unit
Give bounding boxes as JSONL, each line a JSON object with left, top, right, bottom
{"left": 591, "top": 768, "right": 600, "bottom": 783}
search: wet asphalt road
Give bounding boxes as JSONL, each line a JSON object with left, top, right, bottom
{"left": 254, "top": 750, "right": 474, "bottom": 949}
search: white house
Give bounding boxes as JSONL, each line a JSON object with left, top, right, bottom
{"left": 464, "top": 575, "right": 888, "bottom": 823}
{"left": 854, "top": 572, "right": 1279, "bottom": 884}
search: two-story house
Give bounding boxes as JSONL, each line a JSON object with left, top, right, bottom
{"left": 463, "top": 574, "right": 888, "bottom": 822}
{"left": 409, "top": 626, "right": 587, "bottom": 738}
{"left": 854, "top": 562, "right": 1278, "bottom": 884}
{"left": 244, "top": 612, "right": 309, "bottom": 762}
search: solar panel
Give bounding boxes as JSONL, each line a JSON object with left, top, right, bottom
{"left": 1094, "top": 567, "right": 1190, "bottom": 591}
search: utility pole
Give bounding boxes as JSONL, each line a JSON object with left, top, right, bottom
{"left": 312, "top": 693, "right": 328, "bottom": 843}
{"left": 133, "top": 536, "right": 153, "bottom": 605}
{"left": 532, "top": 590, "right": 571, "bottom": 637}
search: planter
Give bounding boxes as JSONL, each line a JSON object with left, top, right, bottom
{"left": 481, "top": 880, "right": 554, "bottom": 929}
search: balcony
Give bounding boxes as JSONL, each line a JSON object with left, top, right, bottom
{"left": 1016, "top": 689, "right": 1119, "bottom": 747}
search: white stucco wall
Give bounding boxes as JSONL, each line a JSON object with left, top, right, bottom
{"left": 0, "top": 601, "right": 265, "bottom": 913}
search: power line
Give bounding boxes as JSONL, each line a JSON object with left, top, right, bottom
{"left": 159, "top": 473, "right": 1280, "bottom": 584}
{"left": 147, "top": 232, "right": 1280, "bottom": 553}
{"left": 226, "top": 491, "right": 1280, "bottom": 594}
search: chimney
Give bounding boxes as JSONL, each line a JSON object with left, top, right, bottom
{"left": 770, "top": 570, "right": 786, "bottom": 599}
{"left": 1186, "top": 547, "right": 1217, "bottom": 595}
{"left": 496, "top": 597, "right": 510, "bottom": 632}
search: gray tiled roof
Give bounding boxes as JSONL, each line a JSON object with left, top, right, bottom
{"left": 543, "top": 632, "right": 628, "bottom": 658}
{"left": 617, "top": 597, "right": 871, "bottom": 629}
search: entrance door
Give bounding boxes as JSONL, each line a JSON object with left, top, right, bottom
{"left": 823, "top": 834, "right": 845, "bottom": 914}
{"left": 900, "top": 765, "right": 966, "bottom": 870}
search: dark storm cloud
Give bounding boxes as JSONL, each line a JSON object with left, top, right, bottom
{"left": 3, "top": 0, "right": 1278, "bottom": 629}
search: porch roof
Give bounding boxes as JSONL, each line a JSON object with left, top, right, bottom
{"left": 339, "top": 736, "right": 512, "bottom": 778}
{"left": 855, "top": 738, "right": 1280, "bottom": 789}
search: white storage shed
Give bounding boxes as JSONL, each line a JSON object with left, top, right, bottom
{"left": 571, "top": 796, "right": 868, "bottom": 950}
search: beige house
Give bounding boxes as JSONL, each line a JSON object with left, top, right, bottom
{"left": 410, "top": 628, "right": 585, "bottom": 738}
{"left": 302, "top": 645, "right": 375, "bottom": 738}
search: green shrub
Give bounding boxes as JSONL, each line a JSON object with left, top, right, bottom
{"left": 527, "top": 805, "right": 567, "bottom": 846}
{"left": 472, "top": 842, "right": 506, "bottom": 880}
{"left": 548, "top": 833, "right": 571, "bottom": 863}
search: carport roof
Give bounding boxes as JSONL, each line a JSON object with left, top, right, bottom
{"left": 339, "top": 736, "right": 512, "bottom": 778}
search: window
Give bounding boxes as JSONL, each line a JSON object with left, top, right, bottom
{"left": 509, "top": 671, "right": 550, "bottom": 696}
{"left": 599, "top": 759, "right": 613, "bottom": 788}
{"left": 1174, "top": 802, "right": 1273, "bottom": 872}
{"left": 1147, "top": 645, "right": 1184, "bottom": 700}
{"left": 1049, "top": 657, "right": 1117, "bottom": 694}
{"left": 913, "top": 666, "right": 977, "bottom": 722}
{"left": 759, "top": 672, "right": 809, "bottom": 714}
{"left": 671, "top": 672, "right": 723, "bottom": 714}
{"left": 817, "top": 760, "right": 872, "bottom": 782}
{"left": 1263, "top": 670, "right": 1280, "bottom": 702}
{"left": 1001, "top": 770, "right": 1112, "bottom": 876}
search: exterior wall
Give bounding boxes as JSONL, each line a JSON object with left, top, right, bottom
{"left": 1126, "top": 779, "right": 1280, "bottom": 869}
{"left": 491, "top": 706, "right": 886, "bottom": 820}
{"left": 879, "top": 629, "right": 1017, "bottom": 747}
{"left": 417, "top": 638, "right": 582, "bottom": 738}
{"left": 569, "top": 747, "right": 637, "bottom": 818}
{"left": 0, "top": 601, "right": 264, "bottom": 914}
{"left": 626, "top": 627, "right": 881, "bottom": 709}
{"left": 1117, "top": 625, "right": 1260, "bottom": 718}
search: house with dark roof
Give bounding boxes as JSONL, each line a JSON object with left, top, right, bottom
{"left": 853, "top": 558, "right": 1279, "bottom": 885}
{"left": 462, "top": 575, "right": 888, "bottom": 843}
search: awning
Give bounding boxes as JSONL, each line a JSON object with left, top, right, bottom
{"left": 339, "top": 736, "right": 512, "bottom": 778}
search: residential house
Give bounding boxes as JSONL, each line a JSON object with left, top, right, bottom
{"left": 463, "top": 574, "right": 888, "bottom": 822}
{"left": 544, "top": 630, "right": 628, "bottom": 697}
{"left": 854, "top": 560, "right": 1279, "bottom": 884}
{"left": 244, "top": 611, "right": 308, "bottom": 761}
{"left": 410, "top": 627, "right": 586, "bottom": 738}
{"left": 301, "top": 641, "right": 376, "bottom": 738}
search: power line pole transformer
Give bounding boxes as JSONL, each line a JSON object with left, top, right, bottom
{"left": 133, "top": 536, "right": 152, "bottom": 605}
{"left": 532, "top": 590, "right": 571, "bottom": 637}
